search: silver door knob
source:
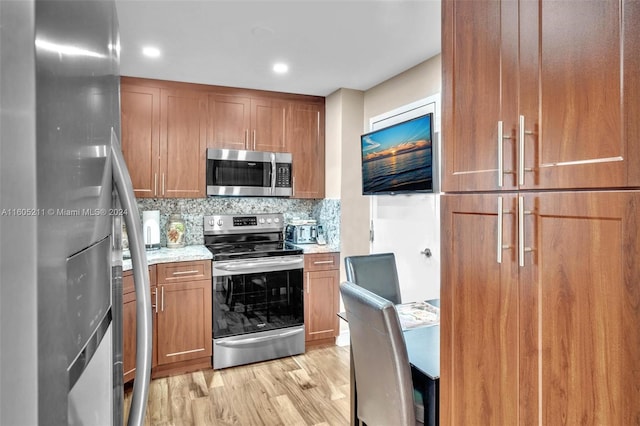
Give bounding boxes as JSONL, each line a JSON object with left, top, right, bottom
{"left": 420, "top": 248, "right": 432, "bottom": 258}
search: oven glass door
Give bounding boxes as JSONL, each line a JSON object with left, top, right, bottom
{"left": 208, "top": 158, "right": 271, "bottom": 188}
{"left": 212, "top": 256, "right": 304, "bottom": 339}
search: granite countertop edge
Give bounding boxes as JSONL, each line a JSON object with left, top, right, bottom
{"left": 122, "top": 243, "right": 340, "bottom": 271}
{"left": 122, "top": 245, "right": 212, "bottom": 271}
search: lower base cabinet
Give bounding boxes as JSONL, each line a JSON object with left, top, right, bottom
{"left": 123, "top": 260, "right": 212, "bottom": 382}
{"left": 304, "top": 252, "right": 340, "bottom": 343}
{"left": 441, "top": 191, "right": 640, "bottom": 424}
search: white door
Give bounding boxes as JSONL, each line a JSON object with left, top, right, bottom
{"left": 369, "top": 95, "right": 441, "bottom": 302}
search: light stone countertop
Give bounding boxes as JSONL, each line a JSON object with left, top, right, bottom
{"left": 289, "top": 242, "right": 341, "bottom": 254}
{"left": 122, "top": 245, "right": 212, "bottom": 271}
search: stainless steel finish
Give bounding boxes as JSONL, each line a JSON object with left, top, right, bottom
{"left": 173, "top": 270, "right": 199, "bottom": 276}
{"left": 213, "top": 325, "right": 305, "bottom": 370}
{"left": 518, "top": 196, "right": 524, "bottom": 266}
{"left": 66, "top": 238, "right": 112, "bottom": 388}
{"left": 112, "top": 132, "right": 153, "bottom": 426}
{"left": 212, "top": 255, "right": 304, "bottom": 277}
{"left": 519, "top": 115, "right": 525, "bottom": 186}
{"left": 204, "top": 213, "right": 285, "bottom": 235}
{"left": 498, "top": 121, "right": 504, "bottom": 188}
{"left": 1, "top": 1, "right": 153, "bottom": 424}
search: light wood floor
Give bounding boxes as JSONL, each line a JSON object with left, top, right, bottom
{"left": 124, "top": 344, "right": 351, "bottom": 426}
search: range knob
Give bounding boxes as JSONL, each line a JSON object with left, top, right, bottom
{"left": 266, "top": 218, "right": 272, "bottom": 224}
{"left": 274, "top": 217, "right": 280, "bottom": 223}
{"left": 209, "top": 219, "right": 215, "bottom": 226}
{"left": 259, "top": 218, "right": 266, "bottom": 224}
{"left": 217, "top": 219, "right": 223, "bottom": 227}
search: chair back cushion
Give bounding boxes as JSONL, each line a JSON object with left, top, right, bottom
{"left": 340, "top": 282, "right": 416, "bottom": 425}
{"left": 344, "top": 253, "right": 402, "bottom": 304}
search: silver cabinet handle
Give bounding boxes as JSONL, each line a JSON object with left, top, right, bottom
{"left": 313, "top": 260, "right": 334, "bottom": 265}
{"left": 172, "top": 270, "right": 199, "bottom": 276}
{"left": 518, "top": 115, "right": 535, "bottom": 186}
{"left": 111, "top": 128, "right": 152, "bottom": 426}
{"left": 518, "top": 196, "right": 534, "bottom": 267}
{"left": 497, "top": 197, "right": 512, "bottom": 264}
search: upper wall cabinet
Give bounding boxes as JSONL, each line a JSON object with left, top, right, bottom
{"left": 441, "top": 0, "right": 640, "bottom": 192}
{"left": 121, "top": 79, "right": 206, "bottom": 198}
{"left": 120, "top": 83, "right": 160, "bottom": 198}
{"left": 287, "top": 101, "right": 325, "bottom": 199}
{"left": 207, "top": 95, "right": 287, "bottom": 152}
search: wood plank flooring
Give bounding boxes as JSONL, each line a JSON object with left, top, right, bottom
{"left": 124, "top": 344, "right": 351, "bottom": 425}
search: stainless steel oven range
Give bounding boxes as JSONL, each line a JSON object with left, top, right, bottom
{"left": 204, "top": 213, "right": 304, "bottom": 369}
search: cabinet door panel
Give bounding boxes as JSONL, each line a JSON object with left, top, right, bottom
{"left": 157, "top": 281, "right": 212, "bottom": 365}
{"left": 519, "top": 192, "right": 640, "bottom": 424}
{"left": 304, "top": 269, "right": 339, "bottom": 342}
{"left": 207, "top": 94, "right": 250, "bottom": 150}
{"left": 287, "top": 102, "right": 325, "bottom": 199}
{"left": 251, "top": 98, "right": 286, "bottom": 152}
{"left": 440, "top": 194, "right": 518, "bottom": 425}
{"left": 520, "top": 1, "right": 632, "bottom": 189}
{"left": 160, "top": 89, "right": 207, "bottom": 198}
{"left": 441, "top": 0, "right": 518, "bottom": 192}
{"left": 120, "top": 85, "right": 160, "bottom": 198}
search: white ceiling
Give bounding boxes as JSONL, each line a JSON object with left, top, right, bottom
{"left": 115, "top": 0, "right": 441, "bottom": 97}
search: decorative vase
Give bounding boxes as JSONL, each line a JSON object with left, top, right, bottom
{"left": 166, "top": 213, "right": 186, "bottom": 248}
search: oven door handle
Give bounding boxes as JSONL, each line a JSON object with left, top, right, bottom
{"left": 214, "top": 257, "right": 303, "bottom": 273}
{"left": 216, "top": 328, "right": 304, "bottom": 347}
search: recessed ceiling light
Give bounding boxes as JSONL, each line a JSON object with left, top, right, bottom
{"left": 142, "top": 46, "right": 161, "bottom": 58}
{"left": 273, "top": 63, "right": 289, "bottom": 74}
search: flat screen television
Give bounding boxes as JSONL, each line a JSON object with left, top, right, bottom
{"left": 360, "top": 113, "right": 434, "bottom": 195}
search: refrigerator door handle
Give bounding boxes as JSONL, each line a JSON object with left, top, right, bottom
{"left": 111, "top": 129, "right": 152, "bottom": 426}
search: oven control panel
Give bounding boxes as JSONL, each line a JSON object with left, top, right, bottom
{"left": 204, "top": 213, "right": 284, "bottom": 234}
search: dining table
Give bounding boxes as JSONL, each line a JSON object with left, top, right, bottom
{"left": 338, "top": 298, "right": 440, "bottom": 426}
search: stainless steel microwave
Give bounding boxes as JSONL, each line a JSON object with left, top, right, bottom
{"left": 206, "top": 148, "right": 292, "bottom": 197}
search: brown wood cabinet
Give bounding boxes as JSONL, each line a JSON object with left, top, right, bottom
{"left": 303, "top": 252, "right": 340, "bottom": 343}
{"left": 207, "top": 95, "right": 287, "bottom": 153}
{"left": 442, "top": 0, "right": 640, "bottom": 192}
{"left": 288, "top": 101, "right": 325, "bottom": 199}
{"left": 441, "top": 192, "right": 640, "bottom": 424}
{"left": 121, "top": 77, "right": 325, "bottom": 199}
{"left": 120, "top": 84, "right": 160, "bottom": 198}
{"left": 121, "top": 78, "right": 207, "bottom": 198}
{"left": 155, "top": 260, "right": 212, "bottom": 368}
{"left": 122, "top": 266, "right": 157, "bottom": 383}
{"left": 122, "top": 260, "right": 212, "bottom": 382}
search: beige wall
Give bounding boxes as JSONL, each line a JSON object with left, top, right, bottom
{"left": 338, "top": 54, "right": 442, "bottom": 264}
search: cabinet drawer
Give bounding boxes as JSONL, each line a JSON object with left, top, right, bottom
{"left": 157, "top": 260, "right": 212, "bottom": 284}
{"left": 123, "top": 266, "right": 156, "bottom": 295}
{"left": 304, "top": 253, "right": 340, "bottom": 272}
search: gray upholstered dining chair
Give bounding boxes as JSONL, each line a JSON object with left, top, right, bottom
{"left": 344, "top": 252, "right": 402, "bottom": 304}
{"left": 340, "top": 281, "right": 424, "bottom": 425}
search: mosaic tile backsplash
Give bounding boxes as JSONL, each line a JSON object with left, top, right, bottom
{"left": 135, "top": 197, "right": 341, "bottom": 248}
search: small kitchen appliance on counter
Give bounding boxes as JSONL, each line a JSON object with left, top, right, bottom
{"left": 142, "top": 210, "right": 161, "bottom": 250}
{"left": 285, "top": 220, "right": 326, "bottom": 244}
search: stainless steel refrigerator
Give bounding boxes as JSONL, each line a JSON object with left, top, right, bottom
{"left": 0, "top": 0, "right": 152, "bottom": 424}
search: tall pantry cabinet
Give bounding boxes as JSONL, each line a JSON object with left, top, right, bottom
{"left": 440, "top": 0, "right": 640, "bottom": 424}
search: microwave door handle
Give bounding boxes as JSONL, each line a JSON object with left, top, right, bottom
{"left": 271, "top": 153, "right": 276, "bottom": 196}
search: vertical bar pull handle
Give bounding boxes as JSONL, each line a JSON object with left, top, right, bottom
{"left": 497, "top": 197, "right": 504, "bottom": 263}
{"left": 498, "top": 121, "right": 504, "bottom": 188}
{"left": 497, "top": 197, "right": 512, "bottom": 264}
{"left": 519, "top": 115, "right": 525, "bottom": 186}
